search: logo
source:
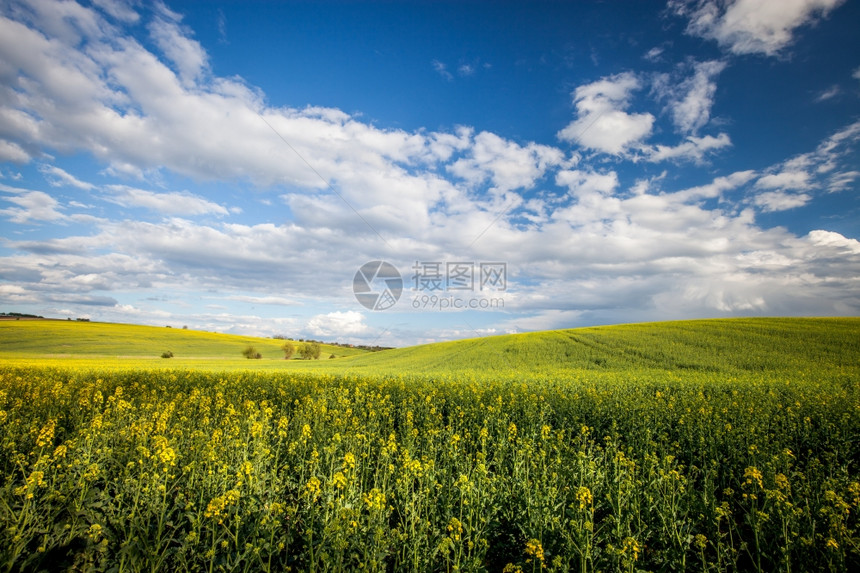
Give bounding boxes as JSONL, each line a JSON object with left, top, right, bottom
{"left": 353, "top": 261, "right": 403, "bottom": 311}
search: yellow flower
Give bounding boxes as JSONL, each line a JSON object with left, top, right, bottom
{"left": 205, "top": 489, "right": 240, "bottom": 523}
{"left": 36, "top": 419, "right": 56, "bottom": 447}
{"left": 524, "top": 538, "right": 545, "bottom": 564}
{"left": 447, "top": 517, "right": 463, "bottom": 542}
{"left": 541, "top": 424, "right": 551, "bottom": 440}
{"left": 363, "top": 488, "right": 386, "bottom": 511}
{"left": 343, "top": 452, "right": 356, "bottom": 472}
{"left": 743, "top": 466, "right": 763, "bottom": 489}
{"left": 332, "top": 471, "right": 347, "bottom": 490}
{"left": 623, "top": 536, "right": 640, "bottom": 561}
{"left": 575, "top": 486, "right": 593, "bottom": 511}
{"left": 304, "top": 476, "right": 321, "bottom": 501}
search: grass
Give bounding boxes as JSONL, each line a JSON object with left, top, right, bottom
{"left": 4, "top": 316, "right": 857, "bottom": 375}
{"left": 0, "top": 320, "right": 368, "bottom": 368}
{"left": 284, "top": 316, "right": 860, "bottom": 377}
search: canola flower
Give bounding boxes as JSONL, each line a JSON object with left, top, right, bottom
{"left": 0, "top": 363, "right": 857, "bottom": 572}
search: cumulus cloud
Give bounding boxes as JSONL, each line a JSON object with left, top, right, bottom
{"left": 307, "top": 311, "right": 369, "bottom": 337}
{"left": 670, "top": 0, "right": 846, "bottom": 56}
{"left": 448, "top": 131, "right": 564, "bottom": 192}
{"left": 557, "top": 72, "right": 655, "bottom": 155}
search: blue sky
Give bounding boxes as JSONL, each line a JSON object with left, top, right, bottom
{"left": 1, "top": 0, "right": 859, "bottom": 346}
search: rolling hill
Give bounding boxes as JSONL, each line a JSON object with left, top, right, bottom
{"left": 0, "top": 319, "right": 367, "bottom": 364}
{"left": 1, "top": 317, "right": 857, "bottom": 376}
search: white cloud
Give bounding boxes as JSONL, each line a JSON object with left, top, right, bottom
{"left": 149, "top": 16, "right": 209, "bottom": 88}
{"left": 0, "top": 189, "right": 66, "bottom": 223}
{"left": 807, "top": 230, "right": 860, "bottom": 253}
{"left": 670, "top": 169, "right": 757, "bottom": 202}
{"left": 648, "top": 133, "right": 731, "bottom": 162}
{"left": 91, "top": 0, "right": 140, "bottom": 23}
{"left": 448, "top": 131, "right": 564, "bottom": 192}
{"left": 670, "top": 0, "right": 846, "bottom": 56}
{"left": 555, "top": 169, "right": 619, "bottom": 197}
{"left": 39, "top": 164, "right": 95, "bottom": 190}
{"left": 753, "top": 190, "right": 811, "bottom": 212}
{"left": 826, "top": 170, "right": 859, "bottom": 192}
{"left": 104, "top": 186, "right": 230, "bottom": 216}
{"left": 816, "top": 85, "right": 841, "bottom": 102}
{"left": 558, "top": 72, "right": 655, "bottom": 155}
{"left": 307, "top": 311, "right": 369, "bottom": 337}
{"left": 643, "top": 46, "right": 665, "bottom": 62}
{"left": 432, "top": 59, "right": 453, "bottom": 81}
{"left": 755, "top": 170, "right": 811, "bottom": 190}
{"left": 225, "top": 295, "right": 301, "bottom": 306}
{"left": 458, "top": 64, "right": 474, "bottom": 76}
{"left": 663, "top": 60, "right": 726, "bottom": 134}
{"left": 854, "top": 67, "right": 860, "bottom": 81}
{"left": 0, "top": 140, "right": 31, "bottom": 163}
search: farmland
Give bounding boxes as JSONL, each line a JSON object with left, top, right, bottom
{"left": 0, "top": 318, "right": 858, "bottom": 571}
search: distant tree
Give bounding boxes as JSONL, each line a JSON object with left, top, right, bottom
{"left": 298, "top": 342, "right": 321, "bottom": 360}
{"left": 242, "top": 346, "right": 261, "bottom": 359}
{"left": 329, "top": 354, "right": 336, "bottom": 359}
{"left": 161, "top": 351, "right": 174, "bottom": 359}
{"left": 282, "top": 341, "right": 296, "bottom": 360}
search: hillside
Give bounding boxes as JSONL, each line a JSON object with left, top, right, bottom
{"left": 313, "top": 317, "right": 860, "bottom": 375}
{"left": 0, "top": 319, "right": 367, "bottom": 363}
{"left": 1, "top": 317, "right": 857, "bottom": 376}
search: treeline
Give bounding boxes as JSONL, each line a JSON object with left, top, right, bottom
{"left": 0, "top": 312, "right": 44, "bottom": 319}
{"left": 272, "top": 334, "right": 392, "bottom": 352}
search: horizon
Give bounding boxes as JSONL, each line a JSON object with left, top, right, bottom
{"left": 1, "top": 0, "right": 859, "bottom": 346}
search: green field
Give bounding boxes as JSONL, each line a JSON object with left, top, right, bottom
{"left": 0, "top": 318, "right": 858, "bottom": 571}
{"left": 0, "top": 320, "right": 368, "bottom": 369}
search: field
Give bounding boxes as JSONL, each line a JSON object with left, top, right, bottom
{"left": 0, "top": 318, "right": 858, "bottom": 571}
{"left": 0, "top": 320, "right": 368, "bottom": 370}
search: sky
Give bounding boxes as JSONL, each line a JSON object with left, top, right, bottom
{"left": 1, "top": 0, "right": 859, "bottom": 346}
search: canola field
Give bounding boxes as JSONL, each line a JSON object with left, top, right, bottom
{"left": 0, "top": 318, "right": 858, "bottom": 572}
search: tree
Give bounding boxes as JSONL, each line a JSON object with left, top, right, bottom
{"left": 298, "top": 342, "right": 321, "bottom": 360}
{"left": 242, "top": 346, "right": 261, "bottom": 359}
{"left": 282, "top": 341, "right": 296, "bottom": 360}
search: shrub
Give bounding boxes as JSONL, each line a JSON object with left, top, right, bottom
{"left": 298, "top": 342, "right": 321, "bottom": 360}
{"left": 282, "top": 342, "right": 296, "bottom": 360}
{"left": 160, "top": 351, "right": 174, "bottom": 359}
{"left": 242, "top": 346, "right": 262, "bottom": 359}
